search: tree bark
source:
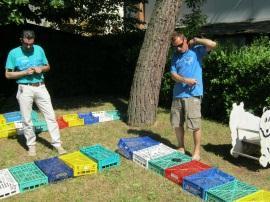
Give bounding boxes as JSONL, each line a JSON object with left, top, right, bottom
{"left": 128, "top": 0, "right": 182, "bottom": 126}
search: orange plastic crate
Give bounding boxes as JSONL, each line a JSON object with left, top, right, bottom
{"left": 59, "top": 151, "right": 97, "bottom": 176}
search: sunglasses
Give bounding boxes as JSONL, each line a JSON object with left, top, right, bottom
{"left": 172, "top": 43, "right": 184, "bottom": 49}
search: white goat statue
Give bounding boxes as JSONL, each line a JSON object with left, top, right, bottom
{"left": 229, "top": 102, "right": 270, "bottom": 167}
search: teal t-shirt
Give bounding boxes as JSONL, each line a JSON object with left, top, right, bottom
{"left": 5, "top": 45, "right": 48, "bottom": 84}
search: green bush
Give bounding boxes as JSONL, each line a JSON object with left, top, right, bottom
{"left": 203, "top": 36, "right": 270, "bottom": 121}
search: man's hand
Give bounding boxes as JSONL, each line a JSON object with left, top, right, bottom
{"left": 188, "top": 37, "right": 198, "bottom": 47}
{"left": 33, "top": 67, "right": 43, "bottom": 74}
{"left": 184, "top": 78, "right": 197, "bottom": 86}
{"left": 25, "top": 68, "right": 35, "bottom": 76}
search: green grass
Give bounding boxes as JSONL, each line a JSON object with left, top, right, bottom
{"left": 0, "top": 96, "right": 269, "bottom": 201}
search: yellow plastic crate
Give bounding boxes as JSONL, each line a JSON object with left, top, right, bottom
{"left": 62, "top": 114, "right": 79, "bottom": 122}
{"left": 236, "top": 190, "right": 270, "bottom": 202}
{"left": 0, "top": 123, "right": 16, "bottom": 138}
{"left": 67, "top": 118, "right": 84, "bottom": 127}
{"left": 59, "top": 151, "right": 97, "bottom": 176}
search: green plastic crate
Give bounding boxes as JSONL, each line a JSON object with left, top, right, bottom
{"left": 80, "top": 144, "right": 120, "bottom": 171}
{"left": 105, "top": 110, "right": 121, "bottom": 120}
{"left": 33, "top": 119, "right": 48, "bottom": 133}
{"left": 9, "top": 162, "right": 48, "bottom": 192}
{"left": 206, "top": 180, "right": 258, "bottom": 202}
{"left": 148, "top": 151, "right": 192, "bottom": 176}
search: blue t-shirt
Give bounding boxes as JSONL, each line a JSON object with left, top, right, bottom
{"left": 5, "top": 45, "right": 48, "bottom": 84}
{"left": 170, "top": 45, "right": 207, "bottom": 98}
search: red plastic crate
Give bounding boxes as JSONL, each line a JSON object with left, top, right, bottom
{"left": 57, "top": 117, "right": 68, "bottom": 129}
{"left": 165, "top": 160, "right": 211, "bottom": 185}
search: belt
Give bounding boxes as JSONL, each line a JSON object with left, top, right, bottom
{"left": 20, "top": 82, "right": 45, "bottom": 87}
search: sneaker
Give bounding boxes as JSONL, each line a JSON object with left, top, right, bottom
{"left": 55, "top": 146, "right": 67, "bottom": 155}
{"left": 28, "top": 146, "right": 36, "bottom": 156}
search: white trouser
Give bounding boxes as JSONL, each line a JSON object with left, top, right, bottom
{"left": 16, "top": 84, "right": 61, "bottom": 148}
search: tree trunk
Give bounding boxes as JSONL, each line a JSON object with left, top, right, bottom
{"left": 127, "top": 0, "right": 183, "bottom": 126}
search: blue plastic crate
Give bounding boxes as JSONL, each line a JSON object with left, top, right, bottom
{"left": 78, "top": 112, "right": 93, "bottom": 119}
{"left": 182, "top": 168, "right": 235, "bottom": 200}
{"left": 9, "top": 162, "right": 48, "bottom": 192}
{"left": 117, "top": 136, "right": 160, "bottom": 159}
{"left": 4, "top": 111, "right": 22, "bottom": 123}
{"left": 80, "top": 144, "right": 120, "bottom": 171}
{"left": 35, "top": 157, "right": 73, "bottom": 183}
{"left": 78, "top": 113, "right": 99, "bottom": 125}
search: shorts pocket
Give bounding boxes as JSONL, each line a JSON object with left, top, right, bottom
{"left": 187, "top": 98, "right": 201, "bottom": 118}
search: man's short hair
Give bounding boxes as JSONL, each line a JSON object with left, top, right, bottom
{"left": 171, "top": 31, "right": 185, "bottom": 42}
{"left": 21, "top": 30, "right": 35, "bottom": 39}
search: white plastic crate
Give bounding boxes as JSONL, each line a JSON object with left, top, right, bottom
{"left": 0, "top": 169, "right": 20, "bottom": 199}
{"left": 133, "top": 143, "right": 175, "bottom": 168}
{"left": 14, "top": 121, "right": 24, "bottom": 135}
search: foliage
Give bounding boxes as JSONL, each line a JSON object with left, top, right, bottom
{"left": 180, "top": 0, "right": 207, "bottom": 38}
{"left": 0, "top": 0, "right": 124, "bottom": 35}
{"left": 203, "top": 36, "right": 270, "bottom": 122}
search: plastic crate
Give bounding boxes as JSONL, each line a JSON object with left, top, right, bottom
{"left": 78, "top": 113, "right": 99, "bottom": 125}
{"left": 33, "top": 119, "right": 48, "bottom": 133}
{"left": 148, "top": 151, "right": 192, "bottom": 176}
{"left": 31, "top": 110, "right": 39, "bottom": 120}
{"left": 106, "top": 110, "right": 121, "bottom": 120}
{"left": 9, "top": 162, "right": 48, "bottom": 192}
{"left": 165, "top": 160, "right": 211, "bottom": 185}
{"left": 59, "top": 151, "right": 97, "bottom": 176}
{"left": 0, "top": 169, "right": 20, "bottom": 199}
{"left": 182, "top": 168, "right": 235, "bottom": 200}
{"left": 0, "top": 115, "right": 6, "bottom": 125}
{"left": 80, "top": 144, "right": 120, "bottom": 171}
{"left": 206, "top": 180, "right": 258, "bottom": 201}
{"left": 67, "top": 118, "right": 84, "bottom": 127}
{"left": 57, "top": 117, "right": 68, "bottom": 129}
{"left": 117, "top": 136, "right": 160, "bottom": 159}
{"left": 236, "top": 190, "right": 270, "bottom": 202}
{"left": 133, "top": 143, "right": 176, "bottom": 168}
{"left": 14, "top": 121, "right": 24, "bottom": 135}
{"left": 35, "top": 157, "right": 73, "bottom": 183}
{"left": 3, "top": 111, "right": 22, "bottom": 123}
{"left": 62, "top": 114, "right": 79, "bottom": 122}
{"left": 0, "top": 122, "right": 17, "bottom": 138}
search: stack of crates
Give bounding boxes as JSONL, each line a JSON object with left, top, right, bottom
{"left": 80, "top": 144, "right": 120, "bottom": 171}
{"left": 0, "top": 122, "right": 16, "bottom": 138}
{"left": 148, "top": 151, "right": 192, "bottom": 176}
{"left": 117, "top": 136, "right": 160, "bottom": 159}
{"left": 182, "top": 167, "right": 235, "bottom": 200}
{"left": 8, "top": 162, "right": 48, "bottom": 193}
{"left": 206, "top": 180, "right": 258, "bottom": 201}
{"left": 78, "top": 112, "right": 99, "bottom": 125}
{"left": 59, "top": 151, "right": 97, "bottom": 176}
{"left": 62, "top": 114, "right": 84, "bottom": 127}
{"left": 165, "top": 160, "right": 211, "bottom": 185}
{"left": 35, "top": 157, "right": 73, "bottom": 183}
{"left": 132, "top": 143, "right": 176, "bottom": 168}
{"left": 0, "top": 169, "right": 20, "bottom": 199}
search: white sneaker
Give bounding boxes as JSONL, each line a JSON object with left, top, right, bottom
{"left": 28, "top": 146, "right": 36, "bottom": 156}
{"left": 55, "top": 146, "right": 67, "bottom": 155}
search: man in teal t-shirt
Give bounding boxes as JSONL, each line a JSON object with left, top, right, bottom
{"left": 170, "top": 31, "right": 217, "bottom": 161}
{"left": 5, "top": 30, "right": 66, "bottom": 156}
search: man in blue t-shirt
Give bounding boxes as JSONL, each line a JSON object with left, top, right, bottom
{"left": 170, "top": 31, "right": 216, "bottom": 161}
{"left": 5, "top": 30, "right": 67, "bottom": 156}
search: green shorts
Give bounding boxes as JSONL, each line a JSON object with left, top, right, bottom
{"left": 170, "top": 97, "right": 201, "bottom": 130}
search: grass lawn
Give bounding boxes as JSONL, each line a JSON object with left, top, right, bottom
{"left": 0, "top": 96, "right": 269, "bottom": 202}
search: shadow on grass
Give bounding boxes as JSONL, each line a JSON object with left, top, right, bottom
{"left": 203, "top": 143, "right": 265, "bottom": 171}
{"left": 127, "top": 129, "right": 177, "bottom": 149}
{"left": 15, "top": 133, "right": 54, "bottom": 151}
